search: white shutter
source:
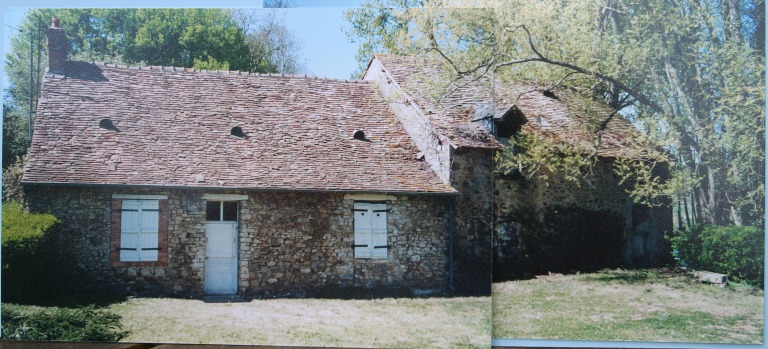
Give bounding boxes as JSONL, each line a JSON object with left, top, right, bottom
{"left": 120, "top": 200, "right": 141, "bottom": 261}
{"left": 371, "top": 203, "right": 388, "bottom": 259}
{"left": 120, "top": 199, "right": 160, "bottom": 262}
{"left": 139, "top": 200, "right": 160, "bottom": 261}
{"left": 353, "top": 202, "right": 372, "bottom": 258}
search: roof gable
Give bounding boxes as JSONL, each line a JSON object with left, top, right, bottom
{"left": 24, "top": 61, "right": 455, "bottom": 194}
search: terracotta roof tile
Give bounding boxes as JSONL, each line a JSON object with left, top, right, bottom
{"left": 373, "top": 55, "right": 654, "bottom": 157}
{"left": 24, "top": 61, "right": 455, "bottom": 194}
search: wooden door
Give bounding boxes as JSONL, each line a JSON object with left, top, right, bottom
{"left": 204, "top": 222, "right": 238, "bottom": 295}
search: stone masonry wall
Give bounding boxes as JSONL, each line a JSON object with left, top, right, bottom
{"left": 449, "top": 147, "right": 494, "bottom": 295}
{"left": 24, "top": 186, "right": 451, "bottom": 298}
{"left": 492, "top": 157, "right": 673, "bottom": 273}
{"left": 528, "top": 158, "right": 628, "bottom": 216}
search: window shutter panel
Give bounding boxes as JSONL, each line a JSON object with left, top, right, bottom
{"left": 139, "top": 200, "right": 160, "bottom": 261}
{"left": 353, "top": 203, "right": 372, "bottom": 258}
{"left": 120, "top": 200, "right": 141, "bottom": 261}
{"left": 371, "top": 203, "right": 388, "bottom": 259}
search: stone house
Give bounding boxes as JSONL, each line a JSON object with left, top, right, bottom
{"left": 23, "top": 21, "right": 463, "bottom": 298}
{"left": 22, "top": 20, "right": 671, "bottom": 298}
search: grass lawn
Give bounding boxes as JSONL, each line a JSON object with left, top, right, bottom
{"left": 492, "top": 268, "right": 764, "bottom": 344}
{"left": 107, "top": 296, "right": 491, "bottom": 348}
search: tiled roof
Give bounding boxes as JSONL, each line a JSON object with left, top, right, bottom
{"left": 23, "top": 61, "right": 456, "bottom": 194}
{"left": 373, "top": 55, "right": 654, "bottom": 157}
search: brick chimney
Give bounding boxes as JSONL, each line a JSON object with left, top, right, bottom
{"left": 47, "top": 18, "right": 68, "bottom": 72}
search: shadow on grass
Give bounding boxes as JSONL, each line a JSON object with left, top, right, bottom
{"left": 3, "top": 288, "right": 129, "bottom": 308}
{"left": 310, "top": 285, "right": 445, "bottom": 299}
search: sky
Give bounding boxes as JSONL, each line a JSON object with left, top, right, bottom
{"left": 1, "top": 0, "right": 366, "bottom": 94}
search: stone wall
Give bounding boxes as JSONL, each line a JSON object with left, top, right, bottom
{"left": 24, "top": 186, "right": 451, "bottom": 298}
{"left": 527, "top": 158, "right": 627, "bottom": 216}
{"left": 449, "top": 147, "right": 494, "bottom": 295}
{"left": 492, "top": 158, "right": 673, "bottom": 276}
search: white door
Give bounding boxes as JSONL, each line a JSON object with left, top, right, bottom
{"left": 204, "top": 222, "right": 238, "bottom": 294}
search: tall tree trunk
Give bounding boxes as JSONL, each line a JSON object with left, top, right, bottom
{"left": 706, "top": 165, "right": 719, "bottom": 224}
{"left": 683, "top": 194, "right": 691, "bottom": 227}
{"left": 691, "top": 188, "right": 700, "bottom": 224}
{"left": 724, "top": 0, "right": 743, "bottom": 41}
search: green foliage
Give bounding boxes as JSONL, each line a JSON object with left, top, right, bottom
{"left": 193, "top": 55, "right": 230, "bottom": 71}
{"left": 1, "top": 201, "right": 57, "bottom": 245}
{"left": 125, "top": 9, "right": 253, "bottom": 71}
{"left": 2, "top": 103, "right": 30, "bottom": 170}
{"left": 2, "top": 155, "right": 27, "bottom": 201}
{"left": 2, "top": 202, "right": 68, "bottom": 304}
{"left": 670, "top": 224, "right": 764, "bottom": 287}
{"left": 346, "top": 0, "right": 765, "bottom": 226}
{"left": 499, "top": 132, "right": 595, "bottom": 186}
{"left": 231, "top": 9, "right": 304, "bottom": 74}
{"left": 1, "top": 304, "right": 129, "bottom": 341}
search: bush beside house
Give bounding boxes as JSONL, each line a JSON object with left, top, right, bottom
{"left": 670, "top": 224, "right": 764, "bottom": 288}
{"left": 2, "top": 201, "right": 112, "bottom": 305}
{"left": 2, "top": 201, "right": 62, "bottom": 304}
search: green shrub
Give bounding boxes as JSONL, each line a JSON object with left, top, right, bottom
{"left": 670, "top": 224, "right": 764, "bottom": 288}
{"left": 1, "top": 304, "right": 129, "bottom": 341}
{"left": 2, "top": 200, "right": 57, "bottom": 245}
{"left": 2, "top": 201, "right": 70, "bottom": 304}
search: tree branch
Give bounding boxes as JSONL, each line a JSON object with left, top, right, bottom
{"left": 495, "top": 25, "right": 665, "bottom": 114}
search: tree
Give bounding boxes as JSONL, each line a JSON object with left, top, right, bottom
{"left": 124, "top": 9, "right": 253, "bottom": 71}
{"left": 231, "top": 8, "right": 304, "bottom": 74}
{"left": 345, "top": 0, "right": 765, "bottom": 227}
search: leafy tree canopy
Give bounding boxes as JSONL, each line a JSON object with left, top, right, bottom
{"left": 345, "top": 0, "right": 765, "bottom": 226}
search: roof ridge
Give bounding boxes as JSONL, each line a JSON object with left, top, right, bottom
{"left": 87, "top": 60, "right": 364, "bottom": 83}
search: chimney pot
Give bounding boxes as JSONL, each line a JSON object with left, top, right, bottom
{"left": 51, "top": 17, "right": 60, "bottom": 28}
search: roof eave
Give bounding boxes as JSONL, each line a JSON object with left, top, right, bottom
{"left": 20, "top": 181, "right": 459, "bottom": 196}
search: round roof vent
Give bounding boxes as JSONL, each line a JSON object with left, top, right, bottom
{"left": 231, "top": 126, "right": 246, "bottom": 138}
{"left": 353, "top": 130, "right": 367, "bottom": 141}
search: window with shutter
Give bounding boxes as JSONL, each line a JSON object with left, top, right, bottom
{"left": 353, "top": 202, "right": 388, "bottom": 259}
{"left": 120, "top": 200, "right": 160, "bottom": 262}
{"left": 111, "top": 195, "right": 168, "bottom": 267}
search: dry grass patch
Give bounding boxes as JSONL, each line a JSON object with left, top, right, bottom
{"left": 109, "top": 296, "right": 490, "bottom": 348}
{"left": 492, "top": 268, "right": 763, "bottom": 344}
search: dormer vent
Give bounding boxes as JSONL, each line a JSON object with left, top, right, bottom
{"left": 353, "top": 130, "right": 368, "bottom": 141}
{"left": 99, "top": 118, "right": 120, "bottom": 131}
{"left": 231, "top": 126, "right": 246, "bottom": 138}
{"left": 493, "top": 105, "right": 527, "bottom": 138}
